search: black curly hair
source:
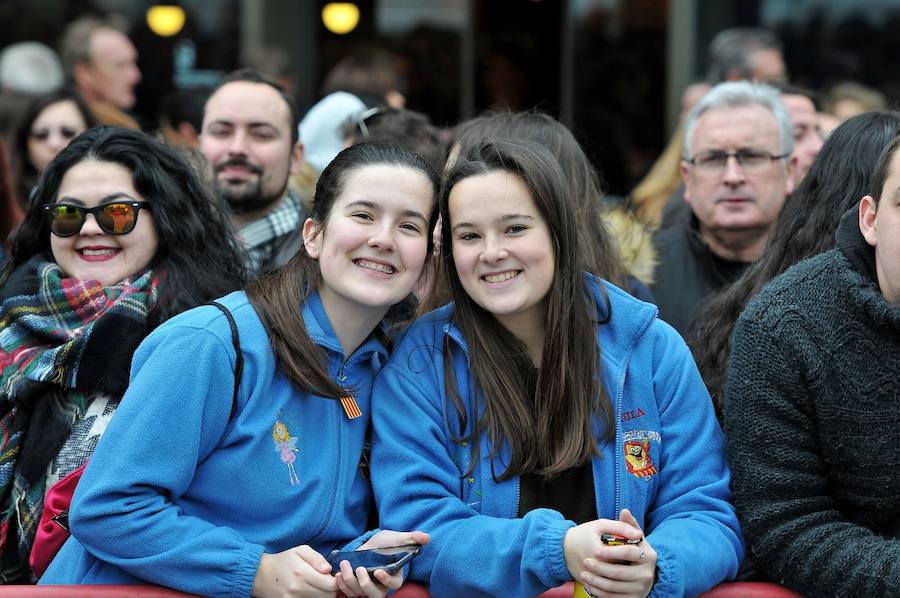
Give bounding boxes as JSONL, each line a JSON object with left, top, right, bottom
{"left": 2, "top": 125, "right": 248, "bottom": 320}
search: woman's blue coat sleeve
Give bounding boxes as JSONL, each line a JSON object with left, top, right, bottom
{"left": 66, "top": 323, "right": 263, "bottom": 598}
{"left": 640, "top": 322, "right": 744, "bottom": 597}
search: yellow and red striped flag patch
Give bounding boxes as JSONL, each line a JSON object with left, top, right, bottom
{"left": 340, "top": 396, "right": 362, "bottom": 420}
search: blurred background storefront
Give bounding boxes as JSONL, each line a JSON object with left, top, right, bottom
{"left": 2, "top": 0, "right": 897, "bottom": 196}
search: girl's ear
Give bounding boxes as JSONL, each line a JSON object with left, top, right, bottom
{"left": 302, "top": 218, "right": 322, "bottom": 259}
{"left": 859, "top": 195, "right": 878, "bottom": 247}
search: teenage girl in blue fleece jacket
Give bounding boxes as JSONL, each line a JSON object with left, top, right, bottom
{"left": 40, "top": 143, "right": 436, "bottom": 598}
{"left": 370, "top": 140, "right": 743, "bottom": 598}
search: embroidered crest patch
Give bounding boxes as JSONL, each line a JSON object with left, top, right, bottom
{"left": 623, "top": 430, "right": 659, "bottom": 478}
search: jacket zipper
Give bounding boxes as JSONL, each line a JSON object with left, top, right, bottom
{"left": 613, "top": 360, "right": 626, "bottom": 518}
{"left": 306, "top": 353, "right": 367, "bottom": 543}
{"left": 612, "top": 314, "right": 658, "bottom": 519}
{"left": 446, "top": 327, "right": 478, "bottom": 505}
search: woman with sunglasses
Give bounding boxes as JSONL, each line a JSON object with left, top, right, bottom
{"left": 11, "top": 89, "right": 96, "bottom": 206}
{"left": 0, "top": 125, "right": 247, "bottom": 583}
{"left": 370, "top": 140, "right": 741, "bottom": 597}
{"left": 40, "top": 142, "right": 435, "bottom": 598}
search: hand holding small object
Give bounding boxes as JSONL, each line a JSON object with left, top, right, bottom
{"left": 333, "top": 530, "right": 430, "bottom": 598}
{"left": 251, "top": 544, "right": 336, "bottom": 598}
{"left": 576, "top": 509, "right": 657, "bottom": 598}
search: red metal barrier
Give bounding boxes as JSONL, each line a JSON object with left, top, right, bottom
{"left": 0, "top": 587, "right": 196, "bottom": 597}
{"left": 537, "top": 582, "right": 576, "bottom": 597}
{"left": 393, "top": 581, "right": 806, "bottom": 597}
{"left": 390, "top": 582, "right": 572, "bottom": 597}
{"left": 3, "top": 581, "right": 805, "bottom": 597}
{"left": 699, "top": 582, "right": 806, "bottom": 598}
{"left": 391, "top": 582, "right": 574, "bottom": 597}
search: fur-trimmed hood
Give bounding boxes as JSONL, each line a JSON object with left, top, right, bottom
{"left": 601, "top": 203, "right": 658, "bottom": 285}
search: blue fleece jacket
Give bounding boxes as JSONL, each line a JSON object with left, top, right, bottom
{"left": 40, "top": 290, "right": 384, "bottom": 597}
{"left": 370, "top": 276, "right": 742, "bottom": 598}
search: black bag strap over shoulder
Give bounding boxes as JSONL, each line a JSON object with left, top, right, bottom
{"left": 207, "top": 300, "right": 243, "bottom": 421}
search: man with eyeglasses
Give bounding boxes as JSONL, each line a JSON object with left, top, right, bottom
{"left": 650, "top": 81, "right": 797, "bottom": 337}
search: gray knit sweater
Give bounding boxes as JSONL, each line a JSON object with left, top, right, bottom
{"left": 724, "top": 207, "right": 900, "bottom": 598}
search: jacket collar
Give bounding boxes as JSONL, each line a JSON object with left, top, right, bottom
{"left": 441, "top": 273, "right": 658, "bottom": 365}
{"left": 834, "top": 202, "right": 900, "bottom": 329}
{"left": 836, "top": 202, "right": 879, "bottom": 287}
{"left": 302, "top": 290, "right": 389, "bottom": 365}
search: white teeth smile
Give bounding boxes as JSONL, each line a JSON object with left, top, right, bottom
{"left": 80, "top": 248, "right": 117, "bottom": 256}
{"left": 355, "top": 260, "right": 395, "bottom": 274}
{"left": 484, "top": 271, "right": 518, "bottom": 283}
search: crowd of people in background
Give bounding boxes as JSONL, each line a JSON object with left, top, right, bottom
{"left": 0, "top": 15, "right": 898, "bottom": 598}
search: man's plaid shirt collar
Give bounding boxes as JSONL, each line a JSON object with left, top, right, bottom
{"left": 238, "top": 191, "right": 303, "bottom": 272}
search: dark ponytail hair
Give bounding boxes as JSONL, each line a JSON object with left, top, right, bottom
{"left": 246, "top": 142, "right": 438, "bottom": 398}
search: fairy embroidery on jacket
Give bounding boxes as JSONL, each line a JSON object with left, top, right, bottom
{"left": 272, "top": 416, "right": 299, "bottom": 485}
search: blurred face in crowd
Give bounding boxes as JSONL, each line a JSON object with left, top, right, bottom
{"left": 680, "top": 83, "right": 711, "bottom": 123}
{"left": 831, "top": 98, "right": 867, "bottom": 122}
{"left": 27, "top": 100, "right": 89, "bottom": 173}
{"left": 50, "top": 160, "right": 158, "bottom": 286}
{"left": 748, "top": 48, "right": 787, "bottom": 84}
{"left": 782, "top": 93, "right": 824, "bottom": 183}
{"left": 200, "top": 81, "right": 302, "bottom": 222}
{"left": 860, "top": 148, "right": 900, "bottom": 306}
{"left": 80, "top": 28, "right": 141, "bottom": 109}
{"left": 818, "top": 112, "right": 841, "bottom": 139}
{"left": 682, "top": 103, "right": 795, "bottom": 259}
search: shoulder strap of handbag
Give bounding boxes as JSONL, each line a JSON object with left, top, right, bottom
{"left": 207, "top": 301, "right": 243, "bottom": 421}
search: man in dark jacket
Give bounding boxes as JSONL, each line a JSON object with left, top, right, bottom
{"left": 651, "top": 80, "right": 797, "bottom": 336}
{"left": 724, "top": 135, "right": 900, "bottom": 598}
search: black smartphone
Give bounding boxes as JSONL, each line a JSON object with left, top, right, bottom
{"left": 600, "top": 533, "right": 643, "bottom": 546}
{"left": 326, "top": 544, "right": 422, "bottom": 575}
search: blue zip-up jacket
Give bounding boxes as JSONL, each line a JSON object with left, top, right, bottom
{"left": 371, "top": 276, "right": 742, "bottom": 598}
{"left": 41, "top": 290, "right": 385, "bottom": 597}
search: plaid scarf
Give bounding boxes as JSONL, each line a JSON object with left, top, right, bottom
{"left": 238, "top": 190, "right": 304, "bottom": 273}
{"left": 0, "top": 256, "right": 159, "bottom": 582}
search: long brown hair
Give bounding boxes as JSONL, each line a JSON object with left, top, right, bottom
{"left": 440, "top": 140, "right": 613, "bottom": 480}
{"left": 247, "top": 143, "right": 439, "bottom": 398}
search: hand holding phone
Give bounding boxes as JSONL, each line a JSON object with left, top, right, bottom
{"left": 326, "top": 543, "right": 421, "bottom": 575}
{"left": 252, "top": 545, "right": 337, "bottom": 597}
{"left": 334, "top": 531, "right": 429, "bottom": 598}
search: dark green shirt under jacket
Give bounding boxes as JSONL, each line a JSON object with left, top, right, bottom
{"left": 724, "top": 206, "right": 900, "bottom": 598}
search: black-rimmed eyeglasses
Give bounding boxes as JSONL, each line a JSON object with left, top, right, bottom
{"left": 684, "top": 149, "right": 789, "bottom": 175}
